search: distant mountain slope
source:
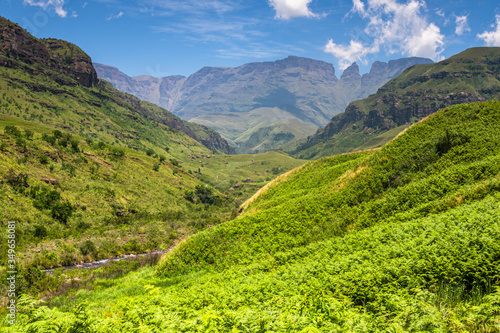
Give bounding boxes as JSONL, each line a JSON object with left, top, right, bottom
{"left": 294, "top": 47, "right": 500, "bottom": 159}
{"left": 96, "top": 56, "right": 432, "bottom": 153}
{"left": 0, "top": 16, "right": 233, "bottom": 154}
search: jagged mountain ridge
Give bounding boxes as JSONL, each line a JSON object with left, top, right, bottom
{"left": 95, "top": 56, "right": 432, "bottom": 153}
{"left": 0, "top": 16, "right": 233, "bottom": 154}
{"left": 293, "top": 47, "right": 500, "bottom": 159}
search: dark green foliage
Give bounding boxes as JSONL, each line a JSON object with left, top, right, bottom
{"left": 33, "top": 224, "right": 47, "bottom": 239}
{"left": 145, "top": 148, "right": 155, "bottom": 156}
{"left": 51, "top": 201, "right": 74, "bottom": 224}
{"left": 38, "top": 154, "right": 49, "bottom": 165}
{"left": 110, "top": 147, "right": 125, "bottom": 158}
{"left": 79, "top": 240, "right": 97, "bottom": 256}
{"left": 152, "top": 163, "right": 159, "bottom": 172}
{"left": 24, "top": 129, "right": 34, "bottom": 140}
{"left": 96, "top": 141, "right": 106, "bottom": 150}
{"left": 170, "top": 158, "right": 179, "bottom": 167}
{"left": 5, "top": 170, "right": 29, "bottom": 194}
{"left": 159, "top": 155, "right": 166, "bottom": 163}
{"left": 4, "top": 125, "right": 22, "bottom": 137}
{"left": 185, "top": 185, "right": 221, "bottom": 205}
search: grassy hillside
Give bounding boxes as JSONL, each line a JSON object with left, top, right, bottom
{"left": 294, "top": 47, "right": 500, "bottom": 159}
{"left": 7, "top": 101, "right": 500, "bottom": 331}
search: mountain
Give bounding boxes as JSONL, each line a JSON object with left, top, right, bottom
{"left": 294, "top": 47, "right": 500, "bottom": 159}
{"left": 0, "top": 17, "right": 233, "bottom": 154}
{"left": 95, "top": 56, "right": 432, "bottom": 153}
{"left": 16, "top": 100, "right": 500, "bottom": 331}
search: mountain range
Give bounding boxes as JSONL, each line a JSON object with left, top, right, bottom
{"left": 294, "top": 47, "right": 500, "bottom": 159}
{"left": 95, "top": 56, "right": 433, "bottom": 153}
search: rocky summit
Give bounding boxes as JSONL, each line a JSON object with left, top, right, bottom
{"left": 96, "top": 56, "right": 432, "bottom": 153}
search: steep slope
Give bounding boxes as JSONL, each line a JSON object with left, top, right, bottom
{"left": 295, "top": 47, "right": 500, "bottom": 159}
{"left": 11, "top": 101, "right": 500, "bottom": 331}
{"left": 96, "top": 56, "right": 431, "bottom": 153}
{"left": 0, "top": 17, "right": 233, "bottom": 154}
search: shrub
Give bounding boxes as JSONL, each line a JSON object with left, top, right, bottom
{"left": 153, "top": 163, "right": 160, "bottom": 172}
{"left": 111, "top": 147, "right": 125, "bottom": 158}
{"left": 24, "top": 129, "right": 34, "bottom": 140}
{"left": 39, "top": 154, "right": 49, "bottom": 165}
{"left": 51, "top": 201, "right": 74, "bottom": 224}
{"left": 33, "top": 225, "right": 48, "bottom": 239}
{"left": 80, "top": 240, "right": 97, "bottom": 256}
{"left": 146, "top": 148, "right": 155, "bottom": 156}
{"left": 53, "top": 130, "right": 63, "bottom": 139}
{"left": 170, "top": 159, "right": 179, "bottom": 167}
{"left": 159, "top": 155, "right": 166, "bottom": 163}
{"left": 4, "top": 125, "right": 22, "bottom": 137}
{"left": 42, "top": 133, "right": 56, "bottom": 145}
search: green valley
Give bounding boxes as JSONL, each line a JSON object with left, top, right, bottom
{"left": 4, "top": 100, "right": 500, "bottom": 331}
{"left": 1, "top": 13, "right": 500, "bottom": 333}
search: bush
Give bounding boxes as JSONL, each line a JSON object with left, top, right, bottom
{"left": 159, "top": 155, "right": 166, "bottom": 163}
{"left": 4, "top": 125, "right": 22, "bottom": 137}
{"left": 80, "top": 240, "right": 97, "bottom": 256}
{"left": 153, "top": 163, "right": 160, "bottom": 172}
{"left": 111, "top": 147, "right": 125, "bottom": 158}
{"left": 39, "top": 154, "right": 49, "bottom": 165}
{"left": 24, "top": 129, "right": 34, "bottom": 140}
{"left": 33, "top": 225, "right": 48, "bottom": 239}
{"left": 51, "top": 201, "right": 74, "bottom": 224}
{"left": 170, "top": 159, "right": 179, "bottom": 167}
{"left": 146, "top": 148, "right": 155, "bottom": 156}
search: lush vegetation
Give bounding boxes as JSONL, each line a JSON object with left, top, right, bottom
{"left": 4, "top": 101, "right": 500, "bottom": 331}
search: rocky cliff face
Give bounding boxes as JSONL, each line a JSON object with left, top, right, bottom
{"left": 96, "top": 56, "right": 431, "bottom": 153}
{"left": 0, "top": 17, "right": 97, "bottom": 87}
{"left": 0, "top": 16, "right": 233, "bottom": 154}
{"left": 294, "top": 47, "right": 500, "bottom": 159}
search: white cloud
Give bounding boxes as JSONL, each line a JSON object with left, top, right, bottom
{"left": 268, "top": 0, "right": 320, "bottom": 19}
{"left": 324, "top": 40, "right": 379, "bottom": 69}
{"left": 455, "top": 15, "right": 470, "bottom": 35}
{"left": 24, "top": 0, "right": 68, "bottom": 18}
{"left": 325, "top": 0, "right": 445, "bottom": 69}
{"left": 478, "top": 15, "right": 500, "bottom": 46}
{"left": 107, "top": 11, "right": 124, "bottom": 20}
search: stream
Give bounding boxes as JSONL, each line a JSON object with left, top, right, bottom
{"left": 42, "top": 250, "right": 167, "bottom": 275}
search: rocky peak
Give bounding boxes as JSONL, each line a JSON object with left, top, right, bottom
{"left": 0, "top": 16, "right": 97, "bottom": 87}
{"left": 340, "top": 62, "right": 361, "bottom": 80}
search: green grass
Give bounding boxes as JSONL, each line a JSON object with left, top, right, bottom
{"left": 5, "top": 101, "right": 500, "bottom": 331}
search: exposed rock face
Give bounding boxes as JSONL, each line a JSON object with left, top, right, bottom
{"left": 96, "top": 56, "right": 432, "bottom": 153}
{"left": 295, "top": 47, "right": 500, "bottom": 158}
{"left": 0, "top": 17, "right": 97, "bottom": 87}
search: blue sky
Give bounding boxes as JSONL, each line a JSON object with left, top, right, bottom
{"left": 1, "top": 0, "right": 500, "bottom": 78}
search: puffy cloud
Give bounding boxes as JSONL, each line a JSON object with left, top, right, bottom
{"left": 324, "top": 40, "right": 379, "bottom": 69}
{"left": 268, "top": 0, "right": 319, "bottom": 19}
{"left": 455, "top": 15, "right": 470, "bottom": 36}
{"left": 325, "top": 0, "right": 445, "bottom": 68}
{"left": 478, "top": 15, "right": 500, "bottom": 46}
{"left": 24, "top": 0, "right": 68, "bottom": 18}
